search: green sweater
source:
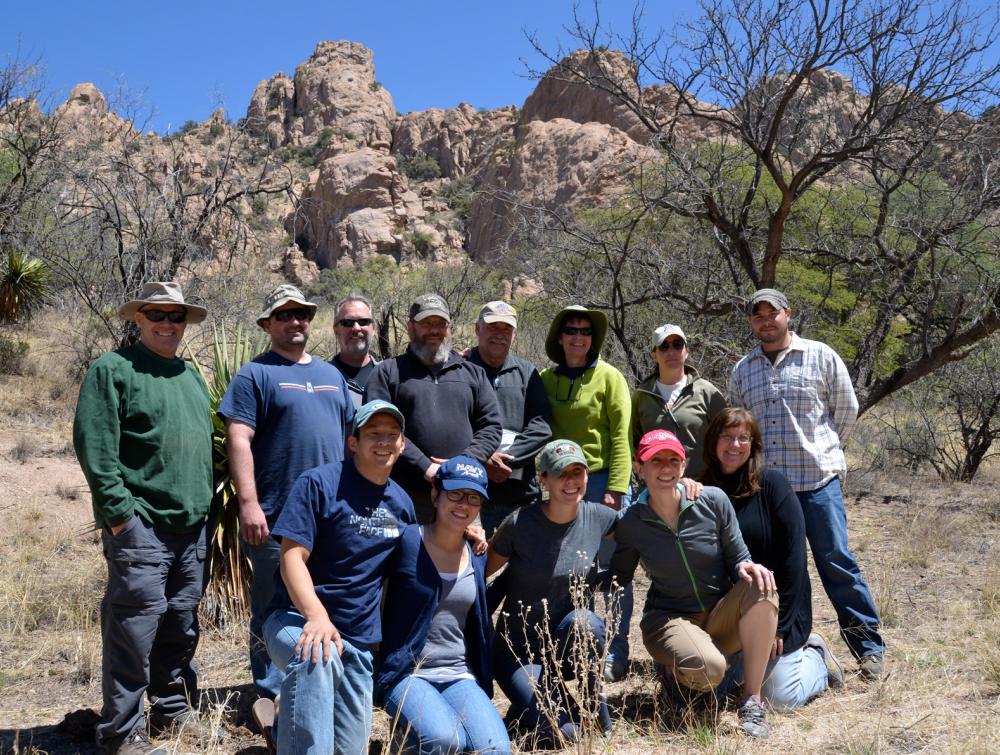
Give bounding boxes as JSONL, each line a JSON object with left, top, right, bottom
{"left": 540, "top": 358, "right": 632, "bottom": 493}
{"left": 73, "top": 342, "right": 214, "bottom": 532}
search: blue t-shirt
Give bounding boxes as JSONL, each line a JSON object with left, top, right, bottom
{"left": 218, "top": 351, "right": 355, "bottom": 520}
{"left": 269, "top": 460, "right": 416, "bottom": 645}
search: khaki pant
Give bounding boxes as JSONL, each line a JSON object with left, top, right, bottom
{"left": 641, "top": 580, "right": 779, "bottom": 692}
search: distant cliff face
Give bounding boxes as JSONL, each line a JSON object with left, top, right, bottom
{"left": 50, "top": 40, "right": 967, "bottom": 275}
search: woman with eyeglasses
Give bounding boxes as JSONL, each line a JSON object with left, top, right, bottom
{"left": 631, "top": 324, "right": 726, "bottom": 480}
{"left": 486, "top": 439, "right": 616, "bottom": 747}
{"left": 538, "top": 305, "right": 634, "bottom": 680}
{"left": 375, "top": 456, "right": 511, "bottom": 755}
{"left": 610, "top": 429, "right": 779, "bottom": 738}
{"left": 699, "top": 408, "right": 844, "bottom": 711}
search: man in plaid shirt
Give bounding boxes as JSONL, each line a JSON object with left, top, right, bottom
{"left": 729, "top": 288, "right": 885, "bottom": 680}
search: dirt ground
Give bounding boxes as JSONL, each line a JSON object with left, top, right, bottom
{"left": 2, "top": 408, "right": 1000, "bottom": 754}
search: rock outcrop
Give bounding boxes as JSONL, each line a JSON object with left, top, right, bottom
{"left": 246, "top": 41, "right": 396, "bottom": 152}
{"left": 393, "top": 103, "right": 518, "bottom": 177}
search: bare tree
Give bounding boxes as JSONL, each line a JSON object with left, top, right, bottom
{"left": 522, "top": 0, "right": 1000, "bottom": 410}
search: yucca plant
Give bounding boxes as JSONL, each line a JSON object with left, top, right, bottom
{"left": 189, "top": 323, "right": 266, "bottom": 628}
{"left": 0, "top": 249, "right": 50, "bottom": 323}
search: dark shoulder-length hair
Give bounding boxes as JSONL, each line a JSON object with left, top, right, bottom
{"left": 700, "top": 407, "right": 764, "bottom": 499}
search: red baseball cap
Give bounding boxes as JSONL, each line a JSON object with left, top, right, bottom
{"left": 637, "top": 429, "right": 687, "bottom": 462}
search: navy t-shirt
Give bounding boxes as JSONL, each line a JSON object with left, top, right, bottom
{"left": 218, "top": 352, "right": 355, "bottom": 520}
{"left": 269, "top": 460, "right": 415, "bottom": 645}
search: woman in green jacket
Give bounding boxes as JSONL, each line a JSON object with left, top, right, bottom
{"left": 539, "top": 304, "right": 633, "bottom": 680}
{"left": 631, "top": 323, "right": 726, "bottom": 479}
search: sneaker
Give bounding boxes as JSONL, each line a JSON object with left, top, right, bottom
{"left": 858, "top": 653, "right": 884, "bottom": 681}
{"left": 603, "top": 655, "right": 627, "bottom": 683}
{"left": 252, "top": 698, "right": 276, "bottom": 753}
{"left": 806, "top": 632, "right": 845, "bottom": 689}
{"left": 116, "top": 729, "right": 167, "bottom": 755}
{"left": 737, "top": 695, "right": 769, "bottom": 738}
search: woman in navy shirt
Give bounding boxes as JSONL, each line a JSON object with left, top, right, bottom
{"left": 376, "top": 456, "right": 510, "bottom": 755}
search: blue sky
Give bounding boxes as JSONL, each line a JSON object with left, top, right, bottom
{"left": 5, "top": 1, "right": 997, "bottom": 134}
{"left": 2, "top": 1, "right": 700, "bottom": 134}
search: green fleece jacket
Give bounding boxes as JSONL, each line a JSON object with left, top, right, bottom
{"left": 73, "top": 342, "right": 214, "bottom": 532}
{"left": 631, "top": 366, "right": 727, "bottom": 479}
{"left": 540, "top": 358, "right": 632, "bottom": 493}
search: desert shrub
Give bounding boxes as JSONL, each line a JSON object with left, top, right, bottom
{"left": 209, "top": 122, "right": 225, "bottom": 138}
{"left": 177, "top": 119, "right": 200, "bottom": 135}
{"left": 0, "top": 336, "right": 28, "bottom": 374}
{"left": 438, "top": 176, "right": 474, "bottom": 220}
{"left": 407, "top": 230, "right": 434, "bottom": 256}
{"left": 398, "top": 154, "right": 441, "bottom": 182}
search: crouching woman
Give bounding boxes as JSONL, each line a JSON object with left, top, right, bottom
{"left": 375, "top": 456, "right": 511, "bottom": 755}
{"left": 610, "top": 430, "right": 779, "bottom": 738}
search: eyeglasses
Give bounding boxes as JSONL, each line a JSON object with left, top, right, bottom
{"left": 561, "top": 327, "right": 593, "bottom": 336}
{"left": 444, "top": 490, "right": 483, "bottom": 507}
{"left": 720, "top": 433, "right": 752, "bottom": 446}
{"left": 272, "top": 308, "right": 313, "bottom": 323}
{"left": 657, "top": 339, "right": 685, "bottom": 351}
{"left": 140, "top": 309, "right": 187, "bottom": 323}
{"left": 337, "top": 318, "right": 373, "bottom": 328}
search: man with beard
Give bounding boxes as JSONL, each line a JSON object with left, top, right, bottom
{"left": 365, "top": 293, "right": 502, "bottom": 522}
{"left": 466, "top": 301, "right": 551, "bottom": 535}
{"left": 218, "top": 284, "right": 354, "bottom": 730}
{"left": 729, "top": 288, "right": 885, "bottom": 680}
{"left": 331, "top": 294, "right": 379, "bottom": 409}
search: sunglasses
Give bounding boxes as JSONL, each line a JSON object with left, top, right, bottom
{"left": 337, "top": 318, "right": 373, "bottom": 327}
{"left": 272, "top": 308, "right": 313, "bottom": 323}
{"left": 561, "top": 327, "right": 593, "bottom": 336}
{"left": 657, "top": 339, "right": 686, "bottom": 351}
{"left": 444, "top": 490, "right": 483, "bottom": 507}
{"left": 140, "top": 309, "right": 187, "bottom": 323}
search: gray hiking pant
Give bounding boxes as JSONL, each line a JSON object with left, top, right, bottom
{"left": 96, "top": 515, "right": 208, "bottom": 752}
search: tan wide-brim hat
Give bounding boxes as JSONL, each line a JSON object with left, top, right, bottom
{"left": 544, "top": 305, "right": 608, "bottom": 364}
{"left": 117, "top": 282, "right": 208, "bottom": 324}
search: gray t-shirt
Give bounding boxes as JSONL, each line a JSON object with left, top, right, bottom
{"left": 491, "top": 501, "right": 617, "bottom": 656}
{"left": 414, "top": 554, "right": 476, "bottom": 682}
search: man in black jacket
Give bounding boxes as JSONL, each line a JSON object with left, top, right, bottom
{"left": 365, "top": 293, "right": 502, "bottom": 522}
{"left": 466, "top": 301, "right": 551, "bottom": 535}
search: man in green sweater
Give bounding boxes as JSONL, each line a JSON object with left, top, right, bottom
{"left": 74, "top": 282, "right": 214, "bottom": 755}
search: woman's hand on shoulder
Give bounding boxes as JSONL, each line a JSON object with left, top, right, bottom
{"left": 680, "top": 478, "right": 703, "bottom": 499}
{"left": 465, "top": 524, "right": 488, "bottom": 555}
{"left": 737, "top": 560, "right": 776, "bottom": 594}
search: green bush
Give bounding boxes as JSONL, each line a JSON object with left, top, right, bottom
{"left": 209, "top": 122, "right": 225, "bottom": 138}
{"left": 439, "top": 176, "right": 474, "bottom": 220}
{"left": 398, "top": 154, "right": 442, "bottom": 182}
{"left": 0, "top": 336, "right": 29, "bottom": 375}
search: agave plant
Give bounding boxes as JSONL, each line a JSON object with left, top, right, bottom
{"left": 0, "top": 249, "right": 50, "bottom": 323}
{"left": 188, "top": 323, "right": 266, "bottom": 628}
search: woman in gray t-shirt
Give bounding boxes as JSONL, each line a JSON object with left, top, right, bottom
{"left": 487, "top": 440, "right": 617, "bottom": 747}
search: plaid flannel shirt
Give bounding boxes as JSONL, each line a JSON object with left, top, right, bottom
{"left": 728, "top": 333, "right": 858, "bottom": 492}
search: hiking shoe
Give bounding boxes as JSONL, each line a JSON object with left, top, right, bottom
{"left": 116, "top": 729, "right": 167, "bottom": 755}
{"left": 149, "top": 709, "right": 223, "bottom": 744}
{"left": 737, "top": 695, "right": 769, "bottom": 738}
{"left": 252, "top": 697, "right": 276, "bottom": 753}
{"left": 858, "top": 653, "right": 884, "bottom": 681}
{"left": 603, "top": 655, "right": 627, "bottom": 683}
{"left": 806, "top": 632, "right": 845, "bottom": 689}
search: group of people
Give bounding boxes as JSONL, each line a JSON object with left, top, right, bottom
{"left": 73, "top": 279, "right": 885, "bottom": 754}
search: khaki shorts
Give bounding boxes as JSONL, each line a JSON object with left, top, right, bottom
{"left": 640, "top": 579, "right": 778, "bottom": 691}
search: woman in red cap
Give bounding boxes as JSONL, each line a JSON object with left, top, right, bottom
{"left": 610, "top": 429, "right": 779, "bottom": 738}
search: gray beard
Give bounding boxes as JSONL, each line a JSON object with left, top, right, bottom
{"left": 412, "top": 337, "right": 452, "bottom": 366}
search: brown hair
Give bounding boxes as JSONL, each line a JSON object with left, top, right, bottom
{"left": 700, "top": 407, "right": 764, "bottom": 498}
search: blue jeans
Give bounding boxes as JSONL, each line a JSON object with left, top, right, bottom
{"left": 384, "top": 676, "right": 510, "bottom": 755}
{"left": 798, "top": 478, "right": 884, "bottom": 659}
{"left": 264, "top": 609, "right": 374, "bottom": 755}
{"left": 242, "top": 535, "right": 284, "bottom": 699}
{"left": 718, "top": 645, "right": 828, "bottom": 711}
{"left": 495, "top": 609, "right": 611, "bottom": 742}
{"left": 586, "top": 470, "right": 633, "bottom": 666}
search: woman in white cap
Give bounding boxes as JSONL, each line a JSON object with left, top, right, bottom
{"left": 631, "top": 323, "right": 726, "bottom": 479}
{"left": 611, "top": 429, "right": 779, "bottom": 739}
{"left": 376, "top": 456, "right": 510, "bottom": 755}
{"left": 487, "top": 439, "right": 616, "bottom": 746}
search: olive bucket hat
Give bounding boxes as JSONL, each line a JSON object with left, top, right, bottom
{"left": 544, "top": 305, "right": 608, "bottom": 364}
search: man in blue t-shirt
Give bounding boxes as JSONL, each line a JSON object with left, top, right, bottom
{"left": 263, "top": 400, "right": 415, "bottom": 755}
{"left": 218, "top": 284, "right": 355, "bottom": 713}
